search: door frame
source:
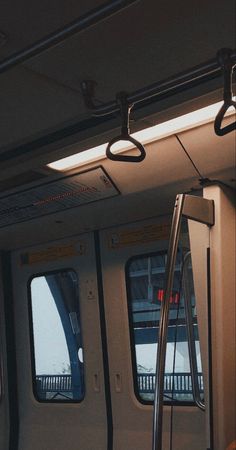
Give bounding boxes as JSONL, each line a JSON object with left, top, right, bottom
{"left": 11, "top": 233, "right": 110, "bottom": 450}
{"left": 0, "top": 252, "right": 18, "bottom": 450}
{"left": 99, "top": 216, "right": 207, "bottom": 450}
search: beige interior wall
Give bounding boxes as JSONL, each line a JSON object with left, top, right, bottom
{"left": 204, "top": 185, "right": 236, "bottom": 450}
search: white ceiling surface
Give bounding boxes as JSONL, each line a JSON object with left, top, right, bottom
{"left": 94, "top": 135, "right": 197, "bottom": 194}
{"left": 0, "top": 118, "right": 234, "bottom": 251}
{"left": 0, "top": 1, "right": 235, "bottom": 249}
{"left": 0, "top": 0, "right": 235, "bottom": 152}
{"left": 179, "top": 118, "right": 236, "bottom": 181}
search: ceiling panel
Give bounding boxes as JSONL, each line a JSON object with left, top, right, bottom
{"left": 90, "top": 135, "right": 198, "bottom": 194}
{"left": 0, "top": 0, "right": 235, "bottom": 165}
{"left": 0, "top": 115, "right": 234, "bottom": 249}
{"left": 24, "top": 0, "right": 235, "bottom": 97}
{"left": 0, "top": 0, "right": 104, "bottom": 58}
{"left": 0, "top": 66, "right": 83, "bottom": 149}
{"left": 177, "top": 117, "right": 236, "bottom": 183}
{"left": 0, "top": 181, "right": 193, "bottom": 251}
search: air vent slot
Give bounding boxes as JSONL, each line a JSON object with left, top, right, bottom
{"left": 0, "top": 166, "right": 119, "bottom": 228}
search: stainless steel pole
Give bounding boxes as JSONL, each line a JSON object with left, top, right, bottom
{"left": 152, "top": 194, "right": 185, "bottom": 450}
{"left": 152, "top": 195, "right": 214, "bottom": 450}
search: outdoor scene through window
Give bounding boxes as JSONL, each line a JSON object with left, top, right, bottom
{"left": 126, "top": 245, "right": 204, "bottom": 403}
{"left": 29, "top": 270, "right": 84, "bottom": 401}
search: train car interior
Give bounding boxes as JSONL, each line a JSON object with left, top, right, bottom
{"left": 0, "top": 1, "right": 235, "bottom": 450}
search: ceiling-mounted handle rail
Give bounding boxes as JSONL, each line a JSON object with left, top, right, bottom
{"left": 81, "top": 49, "right": 236, "bottom": 118}
{"left": 182, "top": 251, "right": 205, "bottom": 412}
{"left": 214, "top": 48, "right": 236, "bottom": 136}
{"left": 106, "top": 92, "right": 146, "bottom": 162}
{"left": 152, "top": 194, "right": 214, "bottom": 450}
{"left": 2, "top": 49, "right": 236, "bottom": 165}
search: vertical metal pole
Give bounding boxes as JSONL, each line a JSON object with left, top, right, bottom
{"left": 152, "top": 194, "right": 185, "bottom": 450}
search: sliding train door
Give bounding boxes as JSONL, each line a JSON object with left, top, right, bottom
{"left": 11, "top": 233, "right": 108, "bottom": 450}
{"left": 100, "top": 215, "right": 209, "bottom": 450}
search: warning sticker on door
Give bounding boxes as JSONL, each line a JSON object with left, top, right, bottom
{"left": 108, "top": 223, "right": 171, "bottom": 249}
{"left": 0, "top": 166, "right": 119, "bottom": 228}
{"left": 20, "top": 242, "right": 86, "bottom": 265}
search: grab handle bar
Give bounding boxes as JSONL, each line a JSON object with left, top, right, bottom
{"left": 152, "top": 194, "right": 185, "bottom": 450}
{"left": 214, "top": 48, "right": 236, "bottom": 136}
{"left": 106, "top": 92, "right": 146, "bottom": 162}
{"left": 182, "top": 252, "right": 205, "bottom": 411}
{"left": 152, "top": 194, "right": 214, "bottom": 450}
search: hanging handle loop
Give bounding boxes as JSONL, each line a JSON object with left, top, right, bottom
{"left": 214, "top": 48, "right": 236, "bottom": 136}
{"left": 106, "top": 92, "right": 146, "bottom": 162}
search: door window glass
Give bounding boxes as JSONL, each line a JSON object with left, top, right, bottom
{"left": 29, "top": 270, "right": 84, "bottom": 402}
{"left": 126, "top": 250, "right": 203, "bottom": 403}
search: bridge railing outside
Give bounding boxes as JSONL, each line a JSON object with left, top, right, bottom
{"left": 137, "top": 372, "right": 203, "bottom": 394}
{"left": 36, "top": 372, "right": 203, "bottom": 399}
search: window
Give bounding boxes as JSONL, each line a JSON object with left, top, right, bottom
{"left": 29, "top": 270, "right": 84, "bottom": 402}
{"left": 126, "top": 249, "right": 204, "bottom": 404}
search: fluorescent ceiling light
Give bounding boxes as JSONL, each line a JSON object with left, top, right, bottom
{"left": 48, "top": 99, "right": 235, "bottom": 171}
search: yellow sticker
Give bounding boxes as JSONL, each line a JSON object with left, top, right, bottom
{"left": 20, "top": 243, "right": 85, "bottom": 265}
{"left": 108, "top": 223, "right": 171, "bottom": 249}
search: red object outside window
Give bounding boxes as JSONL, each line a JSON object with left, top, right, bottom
{"left": 157, "top": 289, "right": 180, "bottom": 304}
